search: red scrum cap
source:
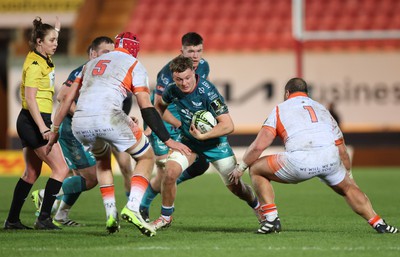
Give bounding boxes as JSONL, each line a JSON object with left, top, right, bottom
{"left": 115, "top": 32, "right": 140, "bottom": 57}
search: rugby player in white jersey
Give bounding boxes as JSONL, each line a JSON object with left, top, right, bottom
{"left": 229, "top": 77, "right": 398, "bottom": 234}
{"left": 46, "top": 32, "right": 190, "bottom": 237}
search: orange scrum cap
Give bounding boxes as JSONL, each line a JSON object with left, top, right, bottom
{"left": 115, "top": 32, "right": 140, "bottom": 58}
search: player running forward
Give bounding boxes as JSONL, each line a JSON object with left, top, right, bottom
{"left": 46, "top": 32, "right": 190, "bottom": 237}
{"left": 140, "top": 32, "right": 211, "bottom": 221}
{"left": 229, "top": 77, "right": 398, "bottom": 234}
{"left": 151, "top": 56, "right": 260, "bottom": 230}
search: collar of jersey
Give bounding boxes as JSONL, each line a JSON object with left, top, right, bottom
{"left": 33, "top": 50, "right": 54, "bottom": 67}
{"left": 115, "top": 47, "right": 131, "bottom": 55}
{"left": 288, "top": 92, "right": 308, "bottom": 99}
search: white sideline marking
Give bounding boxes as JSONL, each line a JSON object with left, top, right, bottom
{"left": 6, "top": 245, "right": 400, "bottom": 252}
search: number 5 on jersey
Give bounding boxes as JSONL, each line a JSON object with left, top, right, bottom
{"left": 92, "top": 60, "right": 111, "bottom": 76}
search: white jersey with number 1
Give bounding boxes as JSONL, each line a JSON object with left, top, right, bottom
{"left": 262, "top": 92, "right": 346, "bottom": 186}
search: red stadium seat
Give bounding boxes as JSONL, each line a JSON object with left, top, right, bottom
{"left": 125, "top": 0, "right": 400, "bottom": 52}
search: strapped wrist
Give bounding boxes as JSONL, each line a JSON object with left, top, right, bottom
{"left": 237, "top": 162, "right": 248, "bottom": 172}
{"left": 50, "top": 124, "right": 59, "bottom": 133}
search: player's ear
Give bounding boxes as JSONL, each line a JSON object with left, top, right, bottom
{"left": 284, "top": 90, "right": 290, "bottom": 100}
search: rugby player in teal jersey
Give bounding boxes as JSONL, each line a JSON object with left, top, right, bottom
{"left": 150, "top": 56, "right": 260, "bottom": 230}
{"left": 140, "top": 33, "right": 212, "bottom": 221}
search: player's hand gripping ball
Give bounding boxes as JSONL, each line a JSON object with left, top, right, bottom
{"left": 192, "top": 110, "right": 217, "bottom": 134}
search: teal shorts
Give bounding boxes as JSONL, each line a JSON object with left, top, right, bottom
{"left": 59, "top": 115, "right": 96, "bottom": 170}
{"left": 181, "top": 135, "right": 234, "bottom": 162}
{"left": 149, "top": 122, "right": 181, "bottom": 156}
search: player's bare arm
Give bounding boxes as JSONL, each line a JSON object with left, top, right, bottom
{"left": 155, "top": 93, "right": 181, "bottom": 128}
{"left": 45, "top": 81, "right": 80, "bottom": 154}
{"left": 229, "top": 126, "right": 275, "bottom": 184}
{"left": 57, "top": 83, "right": 77, "bottom": 116}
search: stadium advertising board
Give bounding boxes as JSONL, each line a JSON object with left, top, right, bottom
{"left": 7, "top": 52, "right": 400, "bottom": 144}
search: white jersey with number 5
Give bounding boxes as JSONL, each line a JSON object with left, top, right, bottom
{"left": 72, "top": 48, "right": 149, "bottom": 152}
{"left": 74, "top": 48, "right": 149, "bottom": 117}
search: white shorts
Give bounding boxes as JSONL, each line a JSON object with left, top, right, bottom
{"left": 268, "top": 145, "right": 346, "bottom": 186}
{"left": 72, "top": 111, "right": 143, "bottom": 153}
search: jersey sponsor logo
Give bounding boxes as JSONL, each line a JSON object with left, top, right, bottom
{"left": 180, "top": 109, "right": 192, "bottom": 121}
{"left": 191, "top": 101, "right": 203, "bottom": 107}
{"left": 32, "top": 61, "right": 39, "bottom": 65}
{"left": 211, "top": 98, "right": 228, "bottom": 115}
{"left": 161, "top": 74, "right": 170, "bottom": 85}
{"left": 216, "top": 142, "right": 229, "bottom": 149}
{"left": 198, "top": 87, "right": 205, "bottom": 94}
{"left": 201, "top": 81, "right": 210, "bottom": 88}
{"left": 208, "top": 92, "right": 219, "bottom": 100}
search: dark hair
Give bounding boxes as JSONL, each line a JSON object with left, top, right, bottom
{"left": 285, "top": 78, "right": 308, "bottom": 94}
{"left": 90, "top": 36, "right": 114, "bottom": 52}
{"left": 29, "top": 17, "right": 55, "bottom": 50}
{"left": 181, "top": 32, "right": 203, "bottom": 47}
{"left": 169, "top": 56, "right": 194, "bottom": 73}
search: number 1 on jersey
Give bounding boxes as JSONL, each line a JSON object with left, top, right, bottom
{"left": 303, "top": 106, "right": 318, "bottom": 123}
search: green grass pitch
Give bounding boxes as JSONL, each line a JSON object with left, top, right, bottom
{"left": 1, "top": 167, "right": 399, "bottom": 257}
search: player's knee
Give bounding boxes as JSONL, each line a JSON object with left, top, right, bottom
{"left": 84, "top": 176, "right": 98, "bottom": 189}
{"left": 163, "top": 167, "right": 180, "bottom": 185}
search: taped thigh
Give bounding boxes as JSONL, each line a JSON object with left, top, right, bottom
{"left": 167, "top": 151, "right": 189, "bottom": 171}
{"left": 127, "top": 135, "right": 151, "bottom": 158}
{"left": 212, "top": 155, "right": 237, "bottom": 185}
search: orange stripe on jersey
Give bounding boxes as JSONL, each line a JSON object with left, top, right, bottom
{"left": 275, "top": 106, "right": 288, "bottom": 142}
{"left": 266, "top": 155, "right": 282, "bottom": 172}
{"left": 133, "top": 86, "right": 150, "bottom": 95}
{"left": 121, "top": 60, "right": 138, "bottom": 93}
{"left": 263, "top": 125, "right": 276, "bottom": 137}
{"left": 130, "top": 175, "right": 149, "bottom": 191}
{"left": 335, "top": 137, "right": 344, "bottom": 146}
{"left": 100, "top": 185, "right": 114, "bottom": 199}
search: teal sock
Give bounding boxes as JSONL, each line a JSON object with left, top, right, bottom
{"left": 61, "top": 176, "right": 87, "bottom": 195}
{"left": 161, "top": 205, "right": 174, "bottom": 216}
{"left": 62, "top": 192, "right": 81, "bottom": 206}
{"left": 61, "top": 176, "right": 87, "bottom": 206}
{"left": 176, "top": 170, "right": 193, "bottom": 184}
{"left": 140, "top": 185, "right": 158, "bottom": 209}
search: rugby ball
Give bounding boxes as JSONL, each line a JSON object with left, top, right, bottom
{"left": 192, "top": 110, "right": 217, "bottom": 134}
